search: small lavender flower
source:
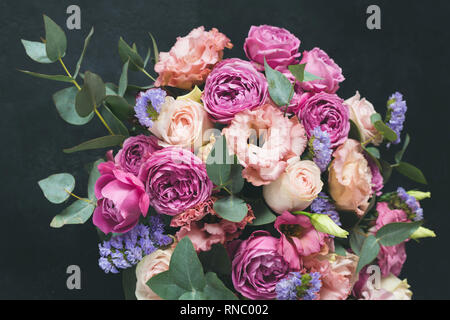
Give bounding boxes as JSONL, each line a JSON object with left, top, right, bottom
{"left": 276, "top": 272, "right": 322, "bottom": 300}
{"left": 396, "top": 187, "right": 423, "bottom": 221}
{"left": 309, "top": 127, "right": 332, "bottom": 172}
{"left": 134, "top": 88, "right": 166, "bottom": 128}
{"left": 98, "top": 215, "right": 172, "bottom": 274}
{"left": 386, "top": 92, "right": 407, "bottom": 145}
{"left": 311, "top": 192, "right": 342, "bottom": 226}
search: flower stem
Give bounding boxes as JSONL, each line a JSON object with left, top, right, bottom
{"left": 94, "top": 105, "right": 115, "bottom": 136}
{"left": 59, "top": 58, "right": 81, "bottom": 90}
{"left": 139, "top": 67, "right": 157, "bottom": 82}
{"left": 64, "top": 189, "right": 95, "bottom": 205}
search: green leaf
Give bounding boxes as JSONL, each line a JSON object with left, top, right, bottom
{"left": 143, "top": 48, "right": 151, "bottom": 68}
{"left": 122, "top": 266, "right": 137, "bottom": 300}
{"left": 169, "top": 237, "right": 206, "bottom": 292}
{"left": 371, "top": 113, "right": 398, "bottom": 142}
{"left": 250, "top": 199, "right": 276, "bottom": 226}
{"left": 53, "top": 87, "right": 94, "bottom": 125}
{"left": 288, "top": 64, "right": 306, "bottom": 82}
{"left": 395, "top": 161, "right": 427, "bottom": 184}
{"left": 118, "top": 60, "right": 129, "bottom": 97}
{"left": 105, "top": 83, "right": 118, "bottom": 96}
{"left": 264, "top": 58, "right": 294, "bottom": 107}
{"left": 75, "top": 71, "right": 106, "bottom": 117}
{"left": 21, "top": 40, "right": 52, "bottom": 63}
{"left": 229, "top": 163, "right": 244, "bottom": 194}
{"left": 380, "top": 159, "right": 393, "bottom": 184}
{"left": 18, "top": 70, "right": 73, "bottom": 82}
{"left": 348, "top": 119, "right": 362, "bottom": 142}
{"left": 149, "top": 33, "right": 159, "bottom": 64}
{"left": 304, "top": 71, "right": 322, "bottom": 82}
{"left": 50, "top": 199, "right": 95, "bottom": 228}
{"left": 179, "top": 291, "right": 207, "bottom": 300}
{"left": 213, "top": 196, "right": 248, "bottom": 223}
{"left": 203, "top": 272, "right": 237, "bottom": 300}
{"left": 63, "top": 135, "right": 126, "bottom": 153}
{"left": 376, "top": 221, "right": 422, "bottom": 246}
{"left": 350, "top": 227, "right": 366, "bottom": 256}
{"left": 365, "top": 147, "right": 380, "bottom": 159}
{"left": 334, "top": 240, "right": 347, "bottom": 256}
{"left": 104, "top": 95, "right": 134, "bottom": 121}
{"left": 73, "top": 27, "right": 94, "bottom": 79}
{"left": 118, "top": 37, "right": 144, "bottom": 71}
{"left": 38, "top": 173, "right": 75, "bottom": 204}
{"left": 43, "top": 15, "right": 67, "bottom": 61}
{"left": 356, "top": 235, "right": 380, "bottom": 274}
{"left": 101, "top": 105, "right": 129, "bottom": 136}
{"left": 88, "top": 159, "right": 104, "bottom": 201}
{"left": 199, "top": 244, "right": 231, "bottom": 275}
{"left": 206, "top": 135, "right": 232, "bottom": 187}
{"left": 395, "top": 134, "right": 410, "bottom": 163}
{"left": 147, "top": 271, "right": 186, "bottom": 300}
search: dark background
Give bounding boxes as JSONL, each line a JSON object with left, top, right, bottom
{"left": 0, "top": 0, "right": 449, "bottom": 299}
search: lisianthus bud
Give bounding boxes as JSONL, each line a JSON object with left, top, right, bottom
{"left": 410, "top": 227, "right": 436, "bottom": 240}
{"left": 406, "top": 190, "right": 431, "bottom": 201}
{"left": 309, "top": 213, "right": 349, "bottom": 238}
{"left": 177, "top": 86, "right": 203, "bottom": 103}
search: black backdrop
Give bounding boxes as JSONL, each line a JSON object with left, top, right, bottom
{"left": 0, "top": 0, "right": 449, "bottom": 299}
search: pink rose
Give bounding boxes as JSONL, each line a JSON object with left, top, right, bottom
{"left": 135, "top": 247, "right": 174, "bottom": 300}
{"left": 171, "top": 197, "right": 255, "bottom": 252}
{"left": 93, "top": 162, "right": 149, "bottom": 234}
{"left": 299, "top": 47, "right": 345, "bottom": 93}
{"left": 263, "top": 158, "right": 323, "bottom": 214}
{"left": 374, "top": 202, "right": 409, "bottom": 277}
{"left": 231, "top": 231, "right": 291, "bottom": 300}
{"left": 115, "top": 135, "right": 162, "bottom": 176}
{"left": 328, "top": 139, "right": 373, "bottom": 216}
{"left": 223, "top": 104, "right": 307, "bottom": 186}
{"left": 298, "top": 92, "right": 350, "bottom": 148}
{"left": 149, "top": 97, "right": 213, "bottom": 150}
{"left": 154, "top": 27, "right": 233, "bottom": 89}
{"left": 244, "top": 25, "right": 301, "bottom": 71}
{"left": 304, "top": 252, "right": 359, "bottom": 300}
{"left": 275, "top": 211, "right": 326, "bottom": 269}
{"left": 344, "top": 91, "right": 383, "bottom": 145}
{"left": 366, "top": 155, "right": 384, "bottom": 196}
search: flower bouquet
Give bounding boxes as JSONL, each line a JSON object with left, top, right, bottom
{"left": 22, "top": 16, "right": 435, "bottom": 300}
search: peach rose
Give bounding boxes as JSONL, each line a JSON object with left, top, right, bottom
{"left": 263, "top": 158, "right": 323, "bottom": 214}
{"left": 149, "top": 97, "right": 213, "bottom": 150}
{"left": 223, "top": 104, "right": 307, "bottom": 186}
{"left": 328, "top": 139, "right": 373, "bottom": 216}
{"left": 154, "top": 27, "right": 233, "bottom": 89}
{"left": 135, "top": 247, "right": 174, "bottom": 300}
{"left": 344, "top": 92, "right": 382, "bottom": 145}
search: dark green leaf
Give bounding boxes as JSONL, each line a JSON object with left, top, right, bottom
{"left": 21, "top": 40, "right": 52, "bottom": 63}
{"left": 19, "top": 70, "right": 73, "bottom": 82}
{"left": 371, "top": 113, "right": 398, "bottom": 142}
{"left": 147, "top": 271, "right": 185, "bottom": 300}
{"left": 380, "top": 159, "right": 393, "bottom": 184}
{"left": 43, "top": 15, "right": 67, "bottom": 61}
{"left": 149, "top": 33, "right": 159, "bottom": 64}
{"left": 199, "top": 244, "right": 231, "bottom": 275}
{"left": 170, "top": 237, "right": 206, "bottom": 292}
{"left": 395, "top": 162, "right": 427, "bottom": 184}
{"left": 63, "top": 135, "right": 126, "bottom": 153}
{"left": 288, "top": 64, "right": 306, "bottom": 82}
{"left": 101, "top": 105, "right": 129, "bottom": 136}
{"left": 179, "top": 291, "right": 207, "bottom": 300}
{"left": 334, "top": 240, "right": 347, "bottom": 256}
{"left": 143, "top": 48, "right": 151, "bottom": 68}
{"left": 122, "top": 265, "right": 137, "bottom": 300}
{"left": 349, "top": 227, "right": 366, "bottom": 256}
{"left": 356, "top": 235, "right": 380, "bottom": 274}
{"left": 376, "top": 221, "right": 422, "bottom": 246}
{"left": 203, "top": 272, "right": 238, "bottom": 300}
{"left": 250, "top": 199, "right": 276, "bottom": 226}
{"left": 118, "top": 60, "right": 129, "bottom": 97}
{"left": 395, "top": 134, "right": 410, "bottom": 163}
{"left": 104, "top": 95, "right": 134, "bottom": 121}
{"left": 53, "top": 87, "right": 94, "bottom": 125}
{"left": 348, "top": 119, "right": 362, "bottom": 142}
{"left": 73, "top": 27, "right": 94, "bottom": 79}
{"left": 50, "top": 199, "right": 95, "bottom": 228}
{"left": 118, "top": 37, "right": 144, "bottom": 71}
{"left": 38, "top": 173, "right": 75, "bottom": 204}
{"left": 75, "top": 71, "right": 106, "bottom": 117}
{"left": 229, "top": 163, "right": 244, "bottom": 194}
{"left": 365, "top": 147, "right": 380, "bottom": 159}
{"left": 88, "top": 159, "right": 104, "bottom": 201}
{"left": 206, "top": 135, "right": 232, "bottom": 186}
{"left": 264, "top": 58, "right": 294, "bottom": 107}
{"left": 213, "top": 196, "right": 248, "bottom": 223}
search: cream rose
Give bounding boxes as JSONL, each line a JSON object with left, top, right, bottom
{"left": 328, "top": 139, "right": 372, "bottom": 216}
{"left": 135, "top": 248, "right": 174, "bottom": 300}
{"left": 150, "top": 97, "right": 213, "bottom": 150}
{"left": 263, "top": 158, "right": 323, "bottom": 214}
{"left": 344, "top": 91, "right": 382, "bottom": 145}
{"left": 359, "top": 273, "right": 413, "bottom": 300}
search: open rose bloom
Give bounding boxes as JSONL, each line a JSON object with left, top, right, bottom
{"left": 31, "top": 19, "right": 434, "bottom": 301}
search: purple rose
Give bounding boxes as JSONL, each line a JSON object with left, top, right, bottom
{"left": 138, "top": 147, "right": 213, "bottom": 216}
{"left": 93, "top": 162, "right": 149, "bottom": 234}
{"left": 299, "top": 92, "right": 350, "bottom": 148}
{"left": 300, "top": 47, "right": 345, "bottom": 94}
{"left": 202, "top": 58, "right": 268, "bottom": 124}
{"left": 244, "top": 25, "right": 301, "bottom": 71}
{"left": 115, "top": 135, "right": 162, "bottom": 176}
{"left": 231, "top": 231, "right": 290, "bottom": 300}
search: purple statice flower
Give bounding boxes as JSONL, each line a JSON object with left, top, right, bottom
{"left": 134, "top": 88, "right": 166, "bottom": 128}
{"left": 311, "top": 192, "right": 342, "bottom": 226}
{"left": 276, "top": 272, "right": 322, "bottom": 300}
{"left": 386, "top": 92, "right": 407, "bottom": 146}
{"left": 98, "top": 215, "right": 172, "bottom": 274}
{"left": 396, "top": 187, "right": 423, "bottom": 221}
{"left": 309, "top": 127, "right": 332, "bottom": 172}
